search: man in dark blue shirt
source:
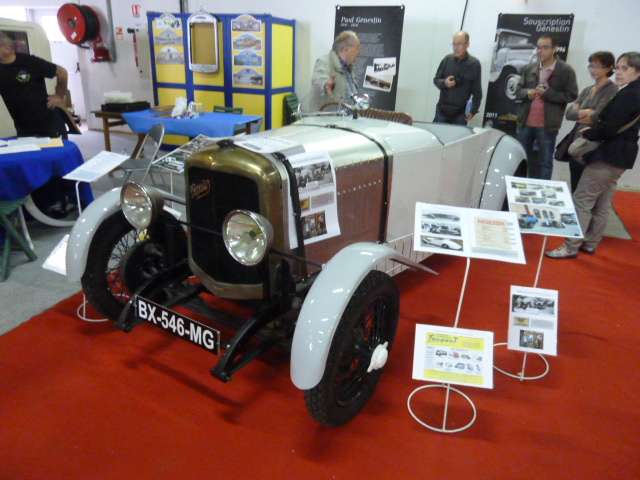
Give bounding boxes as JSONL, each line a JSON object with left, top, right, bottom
{"left": 0, "top": 31, "right": 68, "bottom": 137}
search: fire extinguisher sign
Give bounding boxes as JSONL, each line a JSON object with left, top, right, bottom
{"left": 132, "top": 5, "right": 141, "bottom": 18}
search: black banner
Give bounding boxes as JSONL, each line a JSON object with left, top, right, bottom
{"left": 482, "top": 14, "right": 574, "bottom": 136}
{"left": 334, "top": 5, "right": 405, "bottom": 110}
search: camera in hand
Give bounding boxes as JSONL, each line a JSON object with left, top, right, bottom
{"left": 453, "top": 74, "right": 464, "bottom": 86}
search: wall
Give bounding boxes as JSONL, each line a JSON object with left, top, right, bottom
{"left": 2, "top": 0, "right": 640, "bottom": 188}
{"left": 182, "top": 0, "right": 640, "bottom": 188}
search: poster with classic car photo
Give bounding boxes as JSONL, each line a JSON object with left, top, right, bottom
{"left": 482, "top": 14, "right": 574, "bottom": 136}
{"left": 506, "top": 175, "right": 583, "bottom": 238}
{"left": 508, "top": 285, "right": 558, "bottom": 355}
{"left": 414, "top": 203, "right": 526, "bottom": 264}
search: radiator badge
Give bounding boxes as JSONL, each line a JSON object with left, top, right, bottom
{"left": 190, "top": 179, "right": 211, "bottom": 200}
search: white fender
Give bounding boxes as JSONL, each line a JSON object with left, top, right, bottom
{"left": 65, "top": 188, "right": 122, "bottom": 282}
{"left": 290, "top": 242, "right": 436, "bottom": 390}
{"left": 480, "top": 134, "right": 527, "bottom": 211}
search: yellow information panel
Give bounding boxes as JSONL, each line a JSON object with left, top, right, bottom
{"left": 233, "top": 93, "right": 265, "bottom": 131}
{"left": 152, "top": 13, "right": 186, "bottom": 84}
{"left": 271, "top": 24, "right": 294, "bottom": 89}
{"left": 157, "top": 87, "right": 189, "bottom": 145}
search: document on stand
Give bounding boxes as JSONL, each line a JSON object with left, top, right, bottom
{"left": 413, "top": 203, "right": 526, "bottom": 264}
{"left": 505, "top": 175, "right": 584, "bottom": 238}
{"left": 412, "top": 324, "right": 494, "bottom": 389}
{"left": 508, "top": 285, "right": 559, "bottom": 356}
{"left": 63, "top": 151, "right": 129, "bottom": 182}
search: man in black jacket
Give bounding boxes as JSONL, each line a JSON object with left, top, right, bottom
{"left": 433, "top": 31, "right": 482, "bottom": 125}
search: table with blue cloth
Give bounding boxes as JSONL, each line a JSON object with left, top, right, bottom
{"left": 0, "top": 139, "right": 92, "bottom": 204}
{"left": 0, "top": 139, "right": 93, "bottom": 247}
{"left": 122, "top": 109, "right": 263, "bottom": 155}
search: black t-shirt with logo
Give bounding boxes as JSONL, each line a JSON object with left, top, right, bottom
{"left": 0, "top": 53, "right": 59, "bottom": 136}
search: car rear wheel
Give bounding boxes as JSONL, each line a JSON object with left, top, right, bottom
{"left": 304, "top": 271, "right": 399, "bottom": 427}
{"left": 81, "top": 210, "right": 187, "bottom": 321}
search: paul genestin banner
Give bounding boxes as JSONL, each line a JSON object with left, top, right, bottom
{"left": 482, "top": 14, "right": 574, "bottom": 136}
{"left": 334, "top": 5, "right": 405, "bottom": 110}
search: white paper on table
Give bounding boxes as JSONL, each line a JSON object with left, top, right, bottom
{"left": 0, "top": 144, "right": 41, "bottom": 154}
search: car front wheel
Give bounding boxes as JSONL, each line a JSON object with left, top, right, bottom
{"left": 81, "top": 210, "right": 187, "bottom": 321}
{"left": 304, "top": 271, "right": 400, "bottom": 427}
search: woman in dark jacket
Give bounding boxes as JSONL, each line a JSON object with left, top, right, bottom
{"left": 547, "top": 51, "right": 640, "bottom": 258}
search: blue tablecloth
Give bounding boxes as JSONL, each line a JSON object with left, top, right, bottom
{"left": 0, "top": 140, "right": 92, "bottom": 203}
{"left": 122, "top": 109, "right": 263, "bottom": 138}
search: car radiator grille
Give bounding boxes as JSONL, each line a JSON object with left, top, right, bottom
{"left": 188, "top": 167, "right": 262, "bottom": 285}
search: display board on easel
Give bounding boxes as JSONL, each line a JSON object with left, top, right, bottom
{"left": 147, "top": 12, "right": 295, "bottom": 147}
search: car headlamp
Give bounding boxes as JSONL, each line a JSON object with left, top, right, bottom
{"left": 120, "top": 182, "right": 165, "bottom": 230}
{"left": 223, "top": 210, "right": 274, "bottom": 266}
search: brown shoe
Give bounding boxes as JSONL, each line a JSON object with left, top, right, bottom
{"left": 579, "top": 245, "right": 595, "bottom": 254}
{"left": 545, "top": 245, "right": 578, "bottom": 259}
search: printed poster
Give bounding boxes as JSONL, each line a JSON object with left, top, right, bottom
{"left": 482, "top": 14, "right": 575, "bottom": 136}
{"left": 231, "top": 15, "right": 265, "bottom": 87}
{"left": 413, "top": 203, "right": 526, "bottom": 264}
{"left": 335, "top": 6, "right": 405, "bottom": 109}
{"left": 287, "top": 150, "right": 340, "bottom": 247}
{"left": 508, "top": 285, "right": 559, "bottom": 355}
{"left": 412, "top": 324, "right": 494, "bottom": 389}
{"left": 153, "top": 134, "right": 218, "bottom": 174}
{"left": 506, "top": 175, "right": 583, "bottom": 238}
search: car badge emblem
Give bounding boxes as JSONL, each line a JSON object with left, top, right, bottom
{"left": 190, "top": 179, "right": 211, "bottom": 200}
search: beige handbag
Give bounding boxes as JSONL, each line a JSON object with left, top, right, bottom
{"left": 568, "top": 113, "right": 640, "bottom": 161}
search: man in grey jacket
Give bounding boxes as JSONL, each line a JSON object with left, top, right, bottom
{"left": 308, "top": 31, "right": 360, "bottom": 112}
{"left": 515, "top": 34, "right": 578, "bottom": 180}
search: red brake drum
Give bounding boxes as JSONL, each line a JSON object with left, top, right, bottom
{"left": 57, "top": 3, "right": 100, "bottom": 45}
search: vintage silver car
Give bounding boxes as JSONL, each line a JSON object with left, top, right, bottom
{"left": 66, "top": 113, "right": 526, "bottom": 426}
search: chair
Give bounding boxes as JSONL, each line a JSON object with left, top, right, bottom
{"left": 117, "top": 123, "right": 166, "bottom": 185}
{"left": 0, "top": 198, "right": 37, "bottom": 282}
{"left": 284, "top": 93, "right": 301, "bottom": 125}
{"left": 213, "top": 105, "right": 244, "bottom": 114}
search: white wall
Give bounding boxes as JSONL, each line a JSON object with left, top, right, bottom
{"left": 3, "top": 0, "right": 640, "bottom": 188}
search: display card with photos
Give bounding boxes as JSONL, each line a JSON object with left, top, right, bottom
{"left": 412, "top": 324, "right": 494, "bottom": 389}
{"left": 413, "top": 203, "right": 526, "bottom": 264}
{"left": 505, "top": 175, "right": 584, "bottom": 239}
{"left": 508, "top": 285, "right": 559, "bottom": 356}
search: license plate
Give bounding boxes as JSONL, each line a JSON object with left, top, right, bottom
{"left": 135, "top": 296, "right": 221, "bottom": 355}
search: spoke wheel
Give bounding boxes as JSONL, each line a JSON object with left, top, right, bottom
{"left": 81, "top": 210, "right": 186, "bottom": 321}
{"left": 304, "top": 271, "right": 399, "bottom": 427}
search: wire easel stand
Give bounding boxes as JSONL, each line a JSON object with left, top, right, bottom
{"left": 408, "top": 257, "right": 476, "bottom": 432}
{"left": 494, "top": 235, "right": 550, "bottom": 381}
{"left": 76, "top": 293, "right": 109, "bottom": 322}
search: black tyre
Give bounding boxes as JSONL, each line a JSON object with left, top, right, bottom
{"left": 81, "top": 210, "right": 187, "bottom": 321}
{"left": 304, "top": 271, "right": 400, "bottom": 427}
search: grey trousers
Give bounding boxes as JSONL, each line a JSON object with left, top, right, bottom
{"left": 565, "top": 160, "right": 625, "bottom": 250}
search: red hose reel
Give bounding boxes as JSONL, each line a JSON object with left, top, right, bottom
{"left": 57, "top": 3, "right": 110, "bottom": 62}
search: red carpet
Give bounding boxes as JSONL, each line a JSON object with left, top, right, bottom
{"left": 1, "top": 192, "right": 638, "bottom": 480}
